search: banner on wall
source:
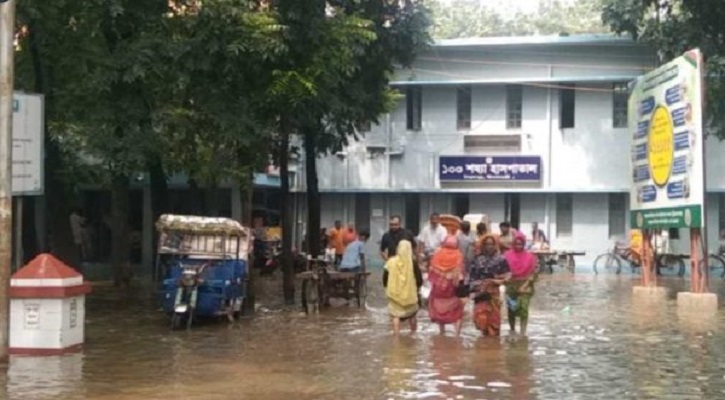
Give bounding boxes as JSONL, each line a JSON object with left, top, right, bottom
{"left": 439, "top": 155, "right": 542, "bottom": 182}
{"left": 629, "top": 49, "right": 705, "bottom": 229}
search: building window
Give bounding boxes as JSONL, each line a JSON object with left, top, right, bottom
{"left": 556, "top": 193, "right": 573, "bottom": 237}
{"left": 608, "top": 193, "right": 626, "bottom": 238}
{"left": 613, "top": 83, "right": 628, "bottom": 128}
{"left": 719, "top": 194, "right": 725, "bottom": 239}
{"left": 456, "top": 86, "right": 471, "bottom": 131}
{"left": 560, "top": 84, "right": 575, "bottom": 129}
{"left": 506, "top": 85, "right": 523, "bottom": 129}
{"left": 406, "top": 86, "right": 422, "bottom": 131}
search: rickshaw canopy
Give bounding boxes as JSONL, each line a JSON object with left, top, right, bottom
{"left": 156, "top": 214, "right": 250, "bottom": 236}
{"left": 156, "top": 214, "right": 251, "bottom": 260}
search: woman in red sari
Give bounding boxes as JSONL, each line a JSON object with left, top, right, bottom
{"left": 428, "top": 235, "right": 465, "bottom": 336}
{"left": 468, "top": 234, "right": 511, "bottom": 336}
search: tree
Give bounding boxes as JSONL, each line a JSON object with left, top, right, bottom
{"left": 429, "top": 0, "right": 610, "bottom": 39}
{"left": 265, "top": 0, "right": 431, "bottom": 304}
{"left": 14, "top": 0, "right": 285, "bottom": 287}
{"left": 601, "top": 0, "right": 725, "bottom": 138}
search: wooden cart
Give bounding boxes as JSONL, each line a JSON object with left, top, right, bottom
{"left": 297, "top": 258, "right": 370, "bottom": 314}
{"left": 532, "top": 250, "right": 586, "bottom": 274}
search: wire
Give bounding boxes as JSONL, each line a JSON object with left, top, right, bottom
{"left": 416, "top": 56, "right": 655, "bottom": 72}
{"left": 410, "top": 67, "right": 622, "bottom": 93}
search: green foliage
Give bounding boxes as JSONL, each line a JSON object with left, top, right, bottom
{"left": 601, "top": 0, "right": 725, "bottom": 138}
{"left": 14, "top": 0, "right": 286, "bottom": 190}
{"left": 429, "top": 0, "right": 610, "bottom": 39}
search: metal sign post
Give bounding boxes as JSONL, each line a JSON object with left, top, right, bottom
{"left": 0, "top": 0, "right": 16, "bottom": 363}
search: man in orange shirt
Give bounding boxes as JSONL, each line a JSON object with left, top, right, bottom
{"left": 342, "top": 222, "right": 358, "bottom": 247}
{"left": 327, "top": 220, "right": 345, "bottom": 266}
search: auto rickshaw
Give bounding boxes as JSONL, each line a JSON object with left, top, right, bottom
{"left": 155, "top": 214, "right": 250, "bottom": 329}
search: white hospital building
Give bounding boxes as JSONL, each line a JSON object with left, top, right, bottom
{"left": 290, "top": 35, "right": 725, "bottom": 267}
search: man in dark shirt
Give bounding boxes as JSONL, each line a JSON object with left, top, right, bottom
{"left": 380, "top": 215, "right": 417, "bottom": 261}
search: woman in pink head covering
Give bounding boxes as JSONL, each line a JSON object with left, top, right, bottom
{"left": 503, "top": 231, "right": 538, "bottom": 335}
{"left": 428, "top": 235, "right": 465, "bottom": 336}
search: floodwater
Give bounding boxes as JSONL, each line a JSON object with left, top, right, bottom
{"left": 4, "top": 272, "right": 725, "bottom": 400}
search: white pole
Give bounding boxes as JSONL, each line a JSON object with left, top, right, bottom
{"left": 0, "top": 0, "right": 17, "bottom": 363}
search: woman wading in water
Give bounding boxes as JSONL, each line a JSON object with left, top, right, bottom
{"left": 427, "top": 235, "right": 465, "bottom": 336}
{"left": 504, "top": 232, "right": 538, "bottom": 335}
{"left": 469, "top": 234, "right": 511, "bottom": 336}
{"left": 383, "top": 240, "right": 422, "bottom": 336}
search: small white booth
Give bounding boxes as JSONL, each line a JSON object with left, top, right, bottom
{"left": 9, "top": 254, "right": 91, "bottom": 356}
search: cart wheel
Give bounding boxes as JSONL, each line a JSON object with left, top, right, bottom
{"left": 357, "top": 277, "right": 368, "bottom": 308}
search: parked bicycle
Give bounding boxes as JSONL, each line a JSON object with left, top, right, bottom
{"left": 593, "top": 242, "right": 638, "bottom": 275}
{"left": 593, "top": 242, "right": 684, "bottom": 275}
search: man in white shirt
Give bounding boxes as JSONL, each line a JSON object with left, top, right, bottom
{"left": 417, "top": 212, "right": 448, "bottom": 258}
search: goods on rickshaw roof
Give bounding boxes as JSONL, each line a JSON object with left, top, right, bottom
{"left": 156, "top": 214, "right": 250, "bottom": 236}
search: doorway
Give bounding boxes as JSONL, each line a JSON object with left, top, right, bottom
{"left": 405, "top": 194, "right": 420, "bottom": 234}
{"left": 355, "top": 193, "right": 371, "bottom": 231}
{"left": 504, "top": 193, "right": 521, "bottom": 229}
{"left": 453, "top": 194, "right": 470, "bottom": 218}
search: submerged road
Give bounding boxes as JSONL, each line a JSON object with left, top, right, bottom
{"left": 2, "top": 272, "right": 725, "bottom": 400}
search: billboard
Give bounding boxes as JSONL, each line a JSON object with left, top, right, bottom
{"left": 12, "top": 92, "right": 44, "bottom": 195}
{"left": 629, "top": 49, "right": 703, "bottom": 229}
{"left": 439, "top": 155, "right": 542, "bottom": 182}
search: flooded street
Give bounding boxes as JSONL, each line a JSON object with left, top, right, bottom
{"left": 4, "top": 272, "right": 725, "bottom": 400}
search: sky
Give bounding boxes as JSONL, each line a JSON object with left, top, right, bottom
{"left": 438, "top": 0, "right": 578, "bottom": 18}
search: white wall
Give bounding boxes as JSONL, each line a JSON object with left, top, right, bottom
{"left": 302, "top": 41, "right": 725, "bottom": 194}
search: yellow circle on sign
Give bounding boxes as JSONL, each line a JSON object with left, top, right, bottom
{"left": 648, "top": 105, "right": 674, "bottom": 187}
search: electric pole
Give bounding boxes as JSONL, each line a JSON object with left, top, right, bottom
{"left": 0, "top": 0, "right": 17, "bottom": 363}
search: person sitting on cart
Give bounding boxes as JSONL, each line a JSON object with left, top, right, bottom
{"left": 340, "top": 230, "right": 369, "bottom": 273}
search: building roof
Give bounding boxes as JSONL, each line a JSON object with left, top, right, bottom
{"left": 433, "top": 34, "right": 638, "bottom": 48}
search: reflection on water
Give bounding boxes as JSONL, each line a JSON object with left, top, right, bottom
{"left": 4, "top": 273, "right": 725, "bottom": 400}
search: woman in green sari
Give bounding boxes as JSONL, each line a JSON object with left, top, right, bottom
{"left": 503, "top": 232, "right": 538, "bottom": 335}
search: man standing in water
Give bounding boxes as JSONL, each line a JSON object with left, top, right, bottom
{"left": 380, "top": 215, "right": 416, "bottom": 260}
{"left": 457, "top": 221, "right": 475, "bottom": 272}
{"left": 327, "top": 220, "right": 345, "bottom": 266}
{"left": 498, "top": 221, "right": 517, "bottom": 252}
{"left": 416, "top": 213, "right": 448, "bottom": 266}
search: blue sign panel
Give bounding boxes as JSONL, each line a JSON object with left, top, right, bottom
{"left": 674, "top": 131, "right": 690, "bottom": 151}
{"left": 439, "top": 156, "right": 542, "bottom": 182}
{"left": 639, "top": 96, "right": 655, "bottom": 116}
{"left": 672, "top": 156, "right": 688, "bottom": 176}
{"left": 632, "top": 143, "right": 648, "bottom": 161}
{"left": 671, "top": 107, "right": 688, "bottom": 127}
{"left": 665, "top": 84, "right": 683, "bottom": 105}
{"left": 634, "top": 121, "right": 649, "bottom": 140}
{"left": 667, "top": 180, "right": 688, "bottom": 199}
{"left": 633, "top": 164, "right": 650, "bottom": 182}
{"left": 638, "top": 185, "right": 657, "bottom": 203}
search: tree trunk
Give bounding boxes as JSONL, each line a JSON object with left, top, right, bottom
{"left": 279, "top": 128, "right": 295, "bottom": 305}
{"left": 240, "top": 175, "right": 256, "bottom": 315}
{"left": 304, "top": 132, "right": 321, "bottom": 258}
{"left": 110, "top": 174, "right": 131, "bottom": 287}
{"left": 28, "top": 16, "right": 75, "bottom": 263}
{"left": 148, "top": 158, "right": 167, "bottom": 280}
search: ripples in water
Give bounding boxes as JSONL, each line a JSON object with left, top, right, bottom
{"left": 3, "top": 273, "right": 725, "bottom": 399}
